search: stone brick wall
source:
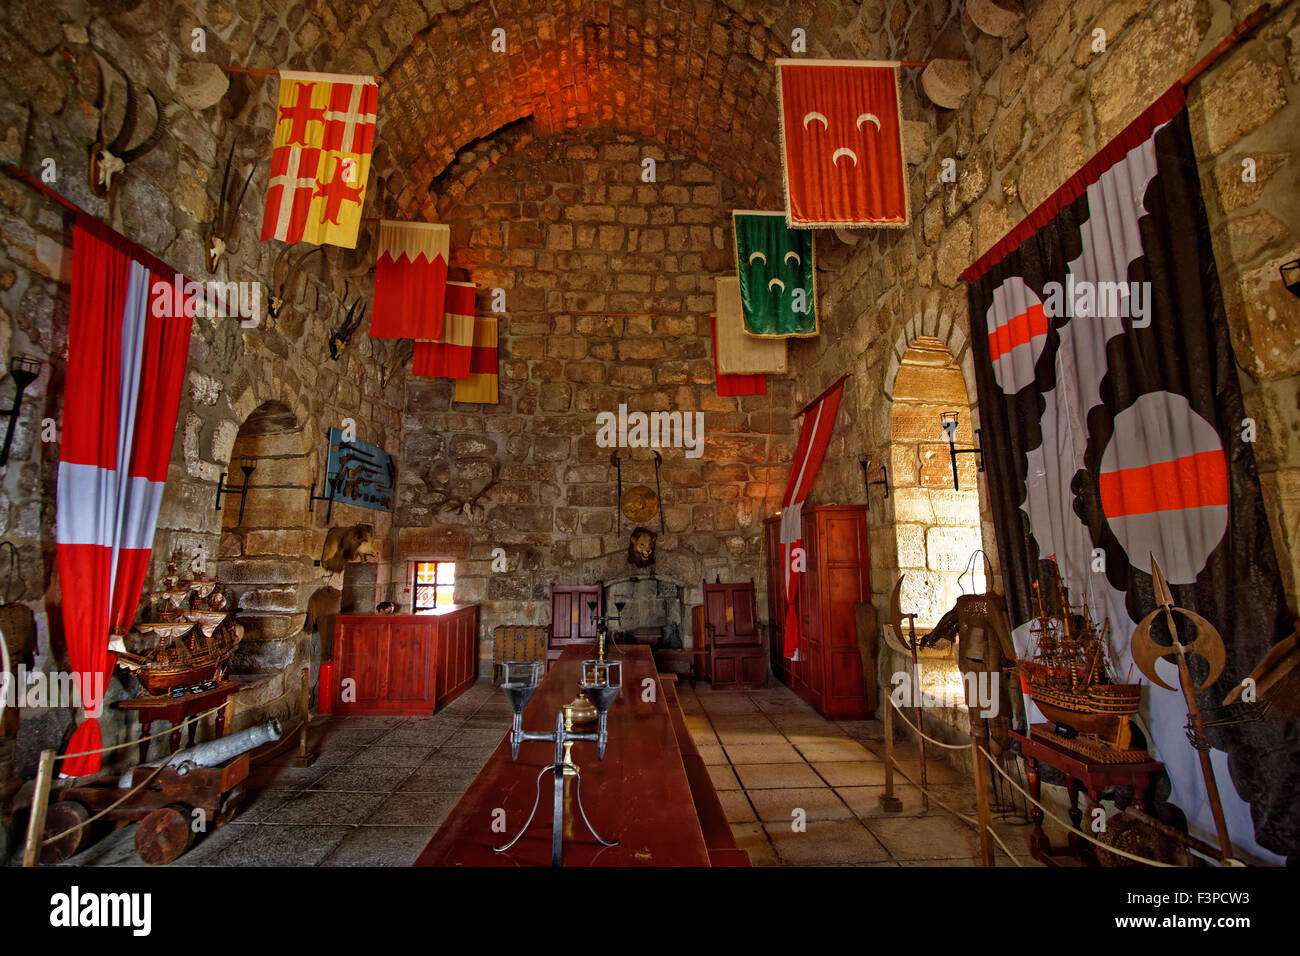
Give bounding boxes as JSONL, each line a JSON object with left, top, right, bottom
{"left": 395, "top": 129, "right": 796, "bottom": 664}
{"left": 0, "top": 1, "right": 407, "bottom": 757}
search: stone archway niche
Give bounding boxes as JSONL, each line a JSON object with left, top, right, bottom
{"left": 890, "top": 337, "right": 986, "bottom": 631}
{"left": 217, "top": 401, "right": 313, "bottom": 724}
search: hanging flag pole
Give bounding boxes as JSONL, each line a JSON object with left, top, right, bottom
{"left": 219, "top": 64, "right": 385, "bottom": 84}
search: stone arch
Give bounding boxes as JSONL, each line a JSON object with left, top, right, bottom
{"left": 217, "top": 399, "right": 313, "bottom": 685}
{"left": 888, "top": 337, "right": 985, "bottom": 629}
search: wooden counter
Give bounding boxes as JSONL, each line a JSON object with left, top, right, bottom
{"left": 415, "top": 645, "right": 724, "bottom": 867}
{"left": 332, "top": 605, "right": 478, "bottom": 716}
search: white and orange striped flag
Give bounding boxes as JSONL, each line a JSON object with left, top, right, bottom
{"left": 413, "top": 281, "right": 476, "bottom": 378}
{"left": 260, "top": 71, "right": 378, "bottom": 248}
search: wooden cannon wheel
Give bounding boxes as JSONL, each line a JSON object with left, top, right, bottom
{"left": 134, "top": 803, "right": 196, "bottom": 865}
{"left": 41, "top": 800, "right": 91, "bottom": 865}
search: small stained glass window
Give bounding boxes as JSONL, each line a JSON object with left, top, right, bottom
{"left": 413, "top": 561, "right": 454, "bottom": 612}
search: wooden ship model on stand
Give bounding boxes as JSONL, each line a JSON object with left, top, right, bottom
{"left": 1020, "top": 558, "right": 1145, "bottom": 760}
{"left": 115, "top": 551, "right": 245, "bottom": 697}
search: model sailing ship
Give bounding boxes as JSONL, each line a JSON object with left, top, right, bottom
{"left": 1020, "top": 558, "right": 1142, "bottom": 750}
{"left": 115, "top": 552, "right": 244, "bottom": 697}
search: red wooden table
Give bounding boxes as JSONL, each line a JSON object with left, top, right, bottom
{"left": 116, "top": 681, "right": 239, "bottom": 763}
{"left": 1013, "top": 727, "right": 1165, "bottom": 865}
{"left": 415, "top": 645, "right": 714, "bottom": 867}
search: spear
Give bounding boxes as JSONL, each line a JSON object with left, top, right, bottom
{"left": 1130, "top": 557, "right": 1234, "bottom": 863}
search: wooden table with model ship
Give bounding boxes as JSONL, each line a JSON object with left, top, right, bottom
{"left": 415, "top": 644, "right": 746, "bottom": 867}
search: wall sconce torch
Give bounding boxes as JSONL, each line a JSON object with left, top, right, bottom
{"left": 940, "top": 411, "right": 984, "bottom": 491}
{"left": 0, "top": 355, "right": 44, "bottom": 468}
{"left": 214, "top": 460, "right": 257, "bottom": 524}
{"left": 1282, "top": 259, "right": 1300, "bottom": 299}
{"left": 860, "top": 455, "right": 889, "bottom": 499}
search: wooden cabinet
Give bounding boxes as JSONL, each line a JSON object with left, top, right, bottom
{"left": 332, "top": 605, "right": 479, "bottom": 715}
{"left": 764, "top": 506, "right": 872, "bottom": 719}
{"left": 702, "top": 580, "right": 766, "bottom": 690}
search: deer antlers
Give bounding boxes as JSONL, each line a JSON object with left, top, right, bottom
{"left": 328, "top": 282, "right": 368, "bottom": 360}
{"left": 89, "top": 74, "right": 168, "bottom": 197}
{"left": 417, "top": 460, "right": 501, "bottom": 519}
{"left": 205, "top": 142, "right": 256, "bottom": 272}
{"left": 266, "top": 245, "right": 324, "bottom": 321}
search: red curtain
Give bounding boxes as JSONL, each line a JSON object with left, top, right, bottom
{"left": 56, "top": 220, "right": 192, "bottom": 776}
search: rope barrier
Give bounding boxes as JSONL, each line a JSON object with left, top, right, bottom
{"left": 56, "top": 702, "right": 226, "bottom": 760}
{"left": 881, "top": 694, "right": 1173, "bottom": 867}
{"left": 976, "top": 743, "right": 1173, "bottom": 867}
{"left": 884, "top": 751, "right": 1024, "bottom": 867}
{"left": 885, "top": 694, "right": 969, "bottom": 750}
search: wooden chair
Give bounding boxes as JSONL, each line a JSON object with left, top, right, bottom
{"left": 701, "top": 580, "right": 766, "bottom": 690}
{"left": 547, "top": 583, "right": 602, "bottom": 670}
{"left": 492, "top": 625, "right": 548, "bottom": 681}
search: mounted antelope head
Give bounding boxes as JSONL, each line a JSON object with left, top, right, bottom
{"left": 89, "top": 75, "right": 168, "bottom": 197}
{"left": 417, "top": 460, "right": 501, "bottom": 519}
{"left": 328, "top": 282, "right": 368, "bottom": 360}
{"left": 205, "top": 142, "right": 256, "bottom": 272}
{"left": 380, "top": 339, "right": 414, "bottom": 389}
{"left": 266, "top": 245, "right": 323, "bottom": 321}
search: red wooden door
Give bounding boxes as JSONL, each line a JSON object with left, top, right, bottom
{"left": 387, "top": 619, "right": 435, "bottom": 704}
{"left": 816, "top": 508, "right": 871, "bottom": 719}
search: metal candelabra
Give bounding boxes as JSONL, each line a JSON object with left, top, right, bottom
{"left": 494, "top": 659, "right": 623, "bottom": 866}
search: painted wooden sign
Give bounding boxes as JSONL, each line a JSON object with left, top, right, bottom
{"left": 326, "top": 428, "right": 395, "bottom": 511}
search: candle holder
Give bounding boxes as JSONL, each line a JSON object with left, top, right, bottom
{"left": 494, "top": 658, "right": 622, "bottom": 866}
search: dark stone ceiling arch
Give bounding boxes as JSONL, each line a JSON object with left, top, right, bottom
{"left": 350, "top": 0, "right": 895, "bottom": 218}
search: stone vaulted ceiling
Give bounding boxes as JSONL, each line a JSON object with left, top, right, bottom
{"left": 328, "top": 0, "right": 912, "bottom": 217}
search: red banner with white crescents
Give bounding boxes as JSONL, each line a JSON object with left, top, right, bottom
{"left": 777, "top": 60, "right": 909, "bottom": 228}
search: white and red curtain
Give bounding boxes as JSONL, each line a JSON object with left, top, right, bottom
{"left": 778, "top": 377, "right": 845, "bottom": 660}
{"left": 965, "top": 85, "right": 1293, "bottom": 863}
{"left": 777, "top": 60, "right": 908, "bottom": 228}
{"left": 370, "top": 220, "right": 449, "bottom": 340}
{"left": 413, "top": 281, "right": 476, "bottom": 379}
{"left": 56, "top": 217, "right": 192, "bottom": 776}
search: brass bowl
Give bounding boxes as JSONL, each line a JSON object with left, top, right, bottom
{"left": 565, "top": 691, "right": 598, "bottom": 727}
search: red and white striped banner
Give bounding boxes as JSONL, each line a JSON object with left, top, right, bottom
{"left": 56, "top": 219, "right": 192, "bottom": 776}
{"left": 413, "top": 281, "right": 476, "bottom": 379}
{"left": 779, "top": 377, "right": 845, "bottom": 659}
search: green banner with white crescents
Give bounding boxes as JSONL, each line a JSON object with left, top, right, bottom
{"left": 733, "top": 211, "right": 817, "bottom": 337}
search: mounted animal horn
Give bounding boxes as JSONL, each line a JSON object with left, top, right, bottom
{"left": 328, "top": 282, "right": 368, "bottom": 360}
{"left": 89, "top": 75, "right": 168, "bottom": 197}
{"left": 205, "top": 142, "right": 256, "bottom": 272}
{"left": 267, "top": 245, "right": 323, "bottom": 320}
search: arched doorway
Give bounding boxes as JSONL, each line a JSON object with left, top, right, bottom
{"left": 890, "top": 337, "right": 985, "bottom": 630}
{"left": 217, "top": 401, "right": 313, "bottom": 688}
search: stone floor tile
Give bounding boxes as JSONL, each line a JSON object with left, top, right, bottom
{"left": 208, "top": 825, "right": 352, "bottom": 866}
{"left": 763, "top": 819, "right": 890, "bottom": 864}
{"left": 365, "top": 792, "right": 463, "bottom": 826}
{"left": 698, "top": 694, "right": 760, "bottom": 713}
{"left": 717, "top": 789, "right": 757, "bottom": 824}
{"left": 728, "top": 822, "right": 777, "bottom": 866}
{"left": 811, "top": 760, "right": 889, "bottom": 787}
{"left": 344, "top": 744, "right": 436, "bottom": 768}
{"left": 266, "top": 789, "right": 387, "bottom": 825}
{"left": 866, "top": 814, "right": 982, "bottom": 861}
{"left": 309, "top": 764, "right": 415, "bottom": 792}
{"left": 835, "top": 784, "right": 929, "bottom": 819}
{"left": 397, "top": 765, "right": 483, "bottom": 793}
{"left": 794, "top": 739, "right": 878, "bottom": 762}
{"left": 696, "top": 743, "right": 728, "bottom": 765}
{"left": 707, "top": 764, "right": 741, "bottom": 790}
{"left": 723, "top": 742, "right": 805, "bottom": 764}
{"left": 319, "top": 825, "right": 439, "bottom": 866}
{"left": 733, "top": 762, "right": 824, "bottom": 790}
{"left": 747, "top": 787, "right": 855, "bottom": 823}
